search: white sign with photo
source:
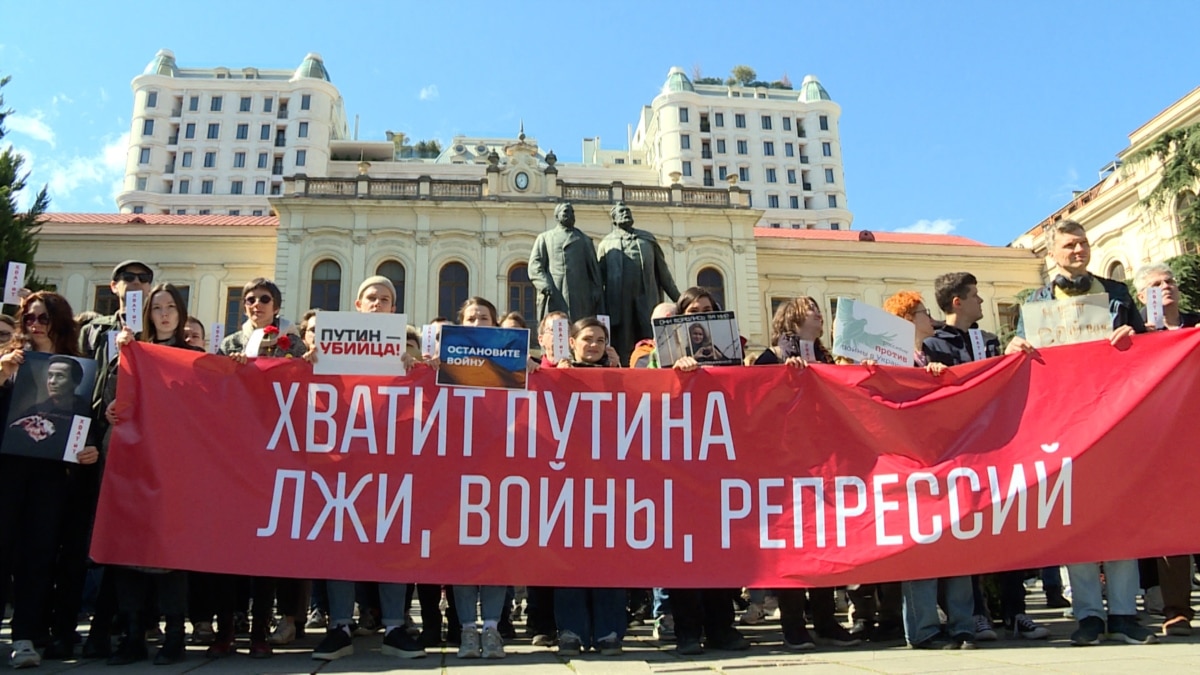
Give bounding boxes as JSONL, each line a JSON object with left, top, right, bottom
{"left": 652, "top": 311, "right": 743, "bottom": 367}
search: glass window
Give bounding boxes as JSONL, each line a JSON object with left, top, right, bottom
{"left": 296, "top": 149, "right": 306, "bottom": 166}
{"left": 768, "top": 194, "right": 780, "bottom": 208}
{"left": 718, "top": 166, "right": 727, "bottom": 180}
{"left": 679, "top": 107, "right": 689, "bottom": 123}
{"left": 825, "top": 168, "right": 835, "bottom": 183}
{"left": 210, "top": 96, "right": 223, "bottom": 112}
{"left": 761, "top": 115, "right": 772, "bottom": 130}
{"left": 252, "top": 209, "right": 264, "bottom": 216}
{"left": 763, "top": 141, "right": 774, "bottom": 156}
{"left": 736, "top": 140, "right": 748, "bottom": 155}
{"left": 188, "top": 95, "right": 199, "bottom": 112}
{"left": 239, "top": 96, "right": 252, "bottom": 112}
{"left": 785, "top": 143, "right": 794, "bottom": 157}
{"left": 234, "top": 151, "right": 245, "bottom": 168}
{"left": 819, "top": 115, "right": 829, "bottom": 131}
{"left": 734, "top": 114, "right": 745, "bottom": 128}
{"left": 207, "top": 123, "right": 219, "bottom": 139}
{"left": 203, "top": 151, "right": 215, "bottom": 168}
{"left": 822, "top": 142, "right": 832, "bottom": 157}
{"left": 790, "top": 195, "right": 799, "bottom": 209}
{"left": 181, "top": 151, "right": 192, "bottom": 168}
{"left": 224, "top": 287, "right": 243, "bottom": 336}
{"left": 507, "top": 263, "right": 536, "bottom": 328}
{"left": 831, "top": 222, "right": 840, "bottom": 230}
{"left": 680, "top": 134, "right": 690, "bottom": 150}
{"left": 255, "top": 180, "right": 265, "bottom": 195}
{"left": 260, "top": 124, "right": 270, "bottom": 141}
{"left": 179, "top": 179, "right": 189, "bottom": 194}
{"left": 142, "top": 119, "right": 154, "bottom": 136}
{"left": 94, "top": 286, "right": 118, "bottom": 315}
{"left": 438, "top": 262, "right": 469, "bottom": 320}
{"left": 376, "top": 260, "right": 406, "bottom": 313}
{"left": 257, "top": 152, "right": 268, "bottom": 168}
{"left": 236, "top": 123, "right": 248, "bottom": 140}
{"left": 714, "top": 113, "right": 724, "bottom": 127}
{"left": 828, "top": 195, "right": 838, "bottom": 208}
{"left": 782, "top": 117, "right": 792, "bottom": 131}
{"left": 231, "top": 180, "right": 243, "bottom": 195}
{"left": 716, "top": 139, "right": 726, "bottom": 154}
{"left": 310, "top": 259, "right": 341, "bottom": 310}
{"left": 787, "top": 169, "right": 796, "bottom": 183}
{"left": 766, "top": 168, "right": 777, "bottom": 183}
{"left": 138, "top": 147, "right": 150, "bottom": 164}
{"left": 135, "top": 177, "right": 147, "bottom": 191}
{"left": 300, "top": 94, "right": 311, "bottom": 110}
{"left": 696, "top": 267, "right": 725, "bottom": 311}
{"left": 201, "top": 180, "right": 213, "bottom": 194}
{"left": 184, "top": 123, "right": 195, "bottom": 139}
{"left": 263, "top": 97, "right": 273, "bottom": 113}
{"left": 738, "top": 167, "right": 750, "bottom": 182}
{"left": 682, "top": 161, "right": 692, "bottom": 177}
{"left": 298, "top": 122, "right": 308, "bottom": 138}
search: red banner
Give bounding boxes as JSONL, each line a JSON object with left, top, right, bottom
{"left": 92, "top": 331, "right": 1200, "bottom": 587}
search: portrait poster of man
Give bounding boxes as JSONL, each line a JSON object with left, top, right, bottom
{"left": 652, "top": 311, "right": 742, "bottom": 367}
{"left": 2, "top": 352, "right": 97, "bottom": 463}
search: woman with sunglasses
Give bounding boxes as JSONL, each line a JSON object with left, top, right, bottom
{"left": 0, "top": 292, "right": 99, "bottom": 669}
{"left": 206, "top": 278, "right": 306, "bottom": 659}
{"left": 103, "top": 284, "right": 204, "bottom": 665}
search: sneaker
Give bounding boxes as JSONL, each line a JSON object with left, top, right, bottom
{"left": 783, "top": 625, "right": 816, "bottom": 650}
{"left": 1107, "top": 615, "right": 1158, "bottom": 645}
{"left": 557, "top": 631, "right": 582, "bottom": 656}
{"left": 457, "top": 626, "right": 480, "bottom": 659}
{"left": 1009, "top": 614, "right": 1050, "bottom": 640}
{"left": 814, "top": 622, "right": 861, "bottom": 647}
{"left": 739, "top": 602, "right": 766, "bottom": 625}
{"left": 312, "top": 626, "right": 354, "bottom": 661}
{"left": 596, "top": 633, "right": 622, "bottom": 656}
{"left": 763, "top": 594, "right": 780, "bottom": 619}
{"left": 1163, "top": 615, "right": 1193, "bottom": 637}
{"left": 848, "top": 619, "right": 873, "bottom": 640}
{"left": 381, "top": 627, "right": 426, "bottom": 659}
{"left": 1070, "top": 616, "right": 1105, "bottom": 646}
{"left": 653, "top": 614, "right": 676, "bottom": 641}
{"left": 191, "top": 620, "right": 215, "bottom": 645}
{"left": 9, "top": 641, "right": 40, "bottom": 669}
{"left": 531, "top": 633, "right": 556, "bottom": 647}
{"left": 973, "top": 614, "right": 998, "bottom": 641}
{"left": 481, "top": 626, "right": 505, "bottom": 659}
{"left": 948, "top": 632, "right": 977, "bottom": 650}
{"left": 267, "top": 621, "right": 296, "bottom": 645}
{"left": 305, "top": 608, "right": 328, "bottom": 630}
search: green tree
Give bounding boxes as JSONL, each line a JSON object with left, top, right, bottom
{"left": 1124, "top": 121, "right": 1200, "bottom": 244}
{"left": 730, "top": 65, "right": 757, "bottom": 86}
{"left": 0, "top": 74, "right": 49, "bottom": 302}
{"left": 1166, "top": 254, "right": 1200, "bottom": 312}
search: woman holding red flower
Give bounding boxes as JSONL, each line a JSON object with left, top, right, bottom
{"left": 219, "top": 278, "right": 306, "bottom": 362}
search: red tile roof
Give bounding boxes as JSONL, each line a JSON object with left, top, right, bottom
{"left": 40, "top": 213, "right": 278, "bottom": 227}
{"left": 754, "top": 227, "right": 985, "bottom": 247}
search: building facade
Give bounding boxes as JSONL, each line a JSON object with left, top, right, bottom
{"left": 117, "top": 50, "right": 347, "bottom": 216}
{"left": 1012, "top": 85, "right": 1200, "bottom": 282}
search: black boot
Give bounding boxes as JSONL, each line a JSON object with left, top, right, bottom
{"left": 154, "top": 617, "right": 186, "bottom": 665}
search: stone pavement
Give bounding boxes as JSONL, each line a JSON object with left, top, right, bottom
{"left": 8, "top": 595, "right": 1200, "bottom": 674}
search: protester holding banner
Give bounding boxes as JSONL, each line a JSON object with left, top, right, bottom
{"left": 311, "top": 275, "right": 426, "bottom": 663}
{"left": 548, "top": 316, "right": 629, "bottom": 655}
{"left": 0, "top": 292, "right": 99, "bottom": 669}
{"left": 1135, "top": 263, "right": 1200, "bottom": 330}
{"left": 103, "top": 283, "right": 203, "bottom": 665}
{"left": 1006, "top": 220, "right": 1155, "bottom": 647}
{"left": 752, "top": 296, "right": 860, "bottom": 649}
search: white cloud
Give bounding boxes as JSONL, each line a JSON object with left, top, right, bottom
{"left": 418, "top": 85, "right": 439, "bottom": 101}
{"left": 22, "top": 132, "right": 130, "bottom": 211}
{"left": 895, "top": 218, "right": 959, "bottom": 235}
{"left": 7, "top": 111, "right": 56, "bottom": 148}
{"left": 51, "top": 93, "right": 74, "bottom": 108}
{"left": 98, "top": 87, "right": 110, "bottom": 103}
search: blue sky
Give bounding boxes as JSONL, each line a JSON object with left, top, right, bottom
{"left": 2, "top": 0, "right": 1198, "bottom": 246}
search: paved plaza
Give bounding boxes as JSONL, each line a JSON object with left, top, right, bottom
{"left": 8, "top": 589, "right": 1200, "bottom": 675}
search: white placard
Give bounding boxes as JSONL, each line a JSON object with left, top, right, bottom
{"left": 210, "top": 322, "right": 225, "bottom": 354}
{"left": 797, "top": 339, "right": 817, "bottom": 362}
{"left": 550, "top": 317, "right": 570, "bottom": 363}
{"left": 421, "top": 324, "right": 438, "bottom": 357}
{"left": 1020, "top": 295, "right": 1112, "bottom": 348}
{"left": 107, "top": 331, "right": 119, "bottom": 362}
{"left": 244, "top": 328, "right": 266, "bottom": 357}
{"left": 597, "top": 314, "right": 611, "bottom": 334}
{"left": 313, "top": 311, "right": 409, "bottom": 376}
{"left": 63, "top": 415, "right": 91, "bottom": 464}
{"left": 4, "top": 262, "right": 26, "bottom": 304}
{"left": 1146, "top": 286, "right": 1165, "bottom": 330}
{"left": 968, "top": 328, "right": 987, "bottom": 362}
{"left": 831, "top": 298, "right": 917, "bottom": 367}
{"left": 125, "top": 291, "right": 143, "bottom": 333}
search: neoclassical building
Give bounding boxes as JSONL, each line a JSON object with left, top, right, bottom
{"left": 1012, "top": 85, "right": 1200, "bottom": 281}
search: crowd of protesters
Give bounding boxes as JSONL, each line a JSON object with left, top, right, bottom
{"left": 0, "top": 218, "right": 1195, "bottom": 668}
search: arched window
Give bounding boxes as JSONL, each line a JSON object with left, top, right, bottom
{"left": 310, "top": 259, "right": 341, "bottom": 310}
{"left": 697, "top": 266, "right": 726, "bottom": 310}
{"left": 376, "top": 260, "right": 406, "bottom": 313}
{"left": 507, "top": 263, "right": 537, "bottom": 326}
{"left": 1107, "top": 261, "right": 1126, "bottom": 282}
{"left": 438, "top": 262, "right": 469, "bottom": 320}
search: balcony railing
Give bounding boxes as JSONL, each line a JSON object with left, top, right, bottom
{"left": 277, "top": 110, "right": 289, "bottom": 119}
{"left": 799, "top": 155, "right": 809, "bottom": 164}
{"left": 681, "top": 189, "right": 729, "bottom": 206}
{"left": 165, "top": 163, "right": 175, "bottom": 174}
{"left": 699, "top": 122, "right": 711, "bottom": 133}
{"left": 170, "top": 108, "right": 182, "bottom": 117}
{"left": 430, "top": 181, "right": 482, "bottom": 199}
{"left": 802, "top": 182, "right": 812, "bottom": 191}
{"left": 701, "top": 150, "right": 712, "bottom": 159}
{"left": 624, "top": 187, "right": 670, "bottom": 203}
{"left": 307, "top": 179, "right": 357, "bottom": 196}
{"left": 274, "top": 138, "right": 286, "bottom": 148}
{"left": 562, "top": 184, "right": 612, "bottom": 202}
{"left": 369, "top": 180, "right": 419, "bottom": 197}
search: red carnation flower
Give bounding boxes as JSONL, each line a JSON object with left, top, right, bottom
{"left": 263, "top": 325, "right": 280, "bottom": 336}
{"left": 277, "top": 335, "right": 292, "bottom": 351}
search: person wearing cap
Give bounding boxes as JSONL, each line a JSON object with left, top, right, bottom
{"left": 309, "top": 275, "right": 426, "bottom": 662}
{"left": 74, "top": 259, "right": 154, "bottom": 659}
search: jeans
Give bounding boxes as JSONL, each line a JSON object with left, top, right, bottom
{"left": 1041, "top": 566, "right": 1062, "bottom": 594}
{"left": 554, "top": 588, "right": 626, "bottom": 647}
{"left": 328, "top": 580, "right": 409, "bottom": 626}
{"left": 652, "top": 587, "right": 671, "bottom": 617}
{"left": 902, "top": 576, "right": 973, "bottom": 645}
{"left": 453, "top": 585, "right": 507, "bottom": 625}
{"left": 1067, "top": 560, "right": 1139, "bottom": 621}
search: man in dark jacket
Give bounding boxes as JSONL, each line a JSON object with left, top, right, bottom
{"left": 1005, "top": 220, "right": 1154, "bottom": 647}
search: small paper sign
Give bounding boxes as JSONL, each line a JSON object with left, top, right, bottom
{"left": 125, "top": 291, "right": 144, "bottom": 333}
{"left": 437, "top": 325, "right": 530, "bottom": 390}
{"left": 651, "top": 311, "right": 744, "bottom": 367}
{"left": 1147, "top": 286, "right": 1165, "bottom": 330}
{"left": 968, "top": 328, "right": 987, "bottom": 362}
{"left": 421, "top": 324, "right": 438, "bottom": 357}
{"left": 797, "top": 339, "right": 817, "bottom": 362}
{"left": 1021, "top": 295, "right": 1112, "bottom": 348}
{"left": 831, "top": 298, "right": 916, "bottom": 367}
{"left": 550, "top": 317, "right": 570, "bottom": 363}
{"left": 63, "top": 415, "right": 91, "bottom": 463}
{"left": 107, "top": 331, "right": 118, "bottom": 362}
{"left": 313, "top": 311, "right": 409, "bottom": 376}
{"left": 210, "top": 322, "right": 225, "bottom": 354}
{"left": 4, "top": 262, "right": 26, "bottom": 304}
{"left": 597, "top": 314, "right": 611, "bottom": 334}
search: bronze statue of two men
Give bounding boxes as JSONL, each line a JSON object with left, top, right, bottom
{"left": 528, "top": 201, "right": 679, "bottom": 361}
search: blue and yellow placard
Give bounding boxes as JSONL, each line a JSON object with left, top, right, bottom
{"left": 436, "top": 325, "right": 530, "bottom": 390}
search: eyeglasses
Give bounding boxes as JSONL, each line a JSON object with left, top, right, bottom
{"left": 23, "top": 313, "right": 51, "bottom": 327}
{"left": 117, "top": 271, "right": 153, "bottom": 284}
{"left": 244, "top": 294, "right": 274, "bottom": 306}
